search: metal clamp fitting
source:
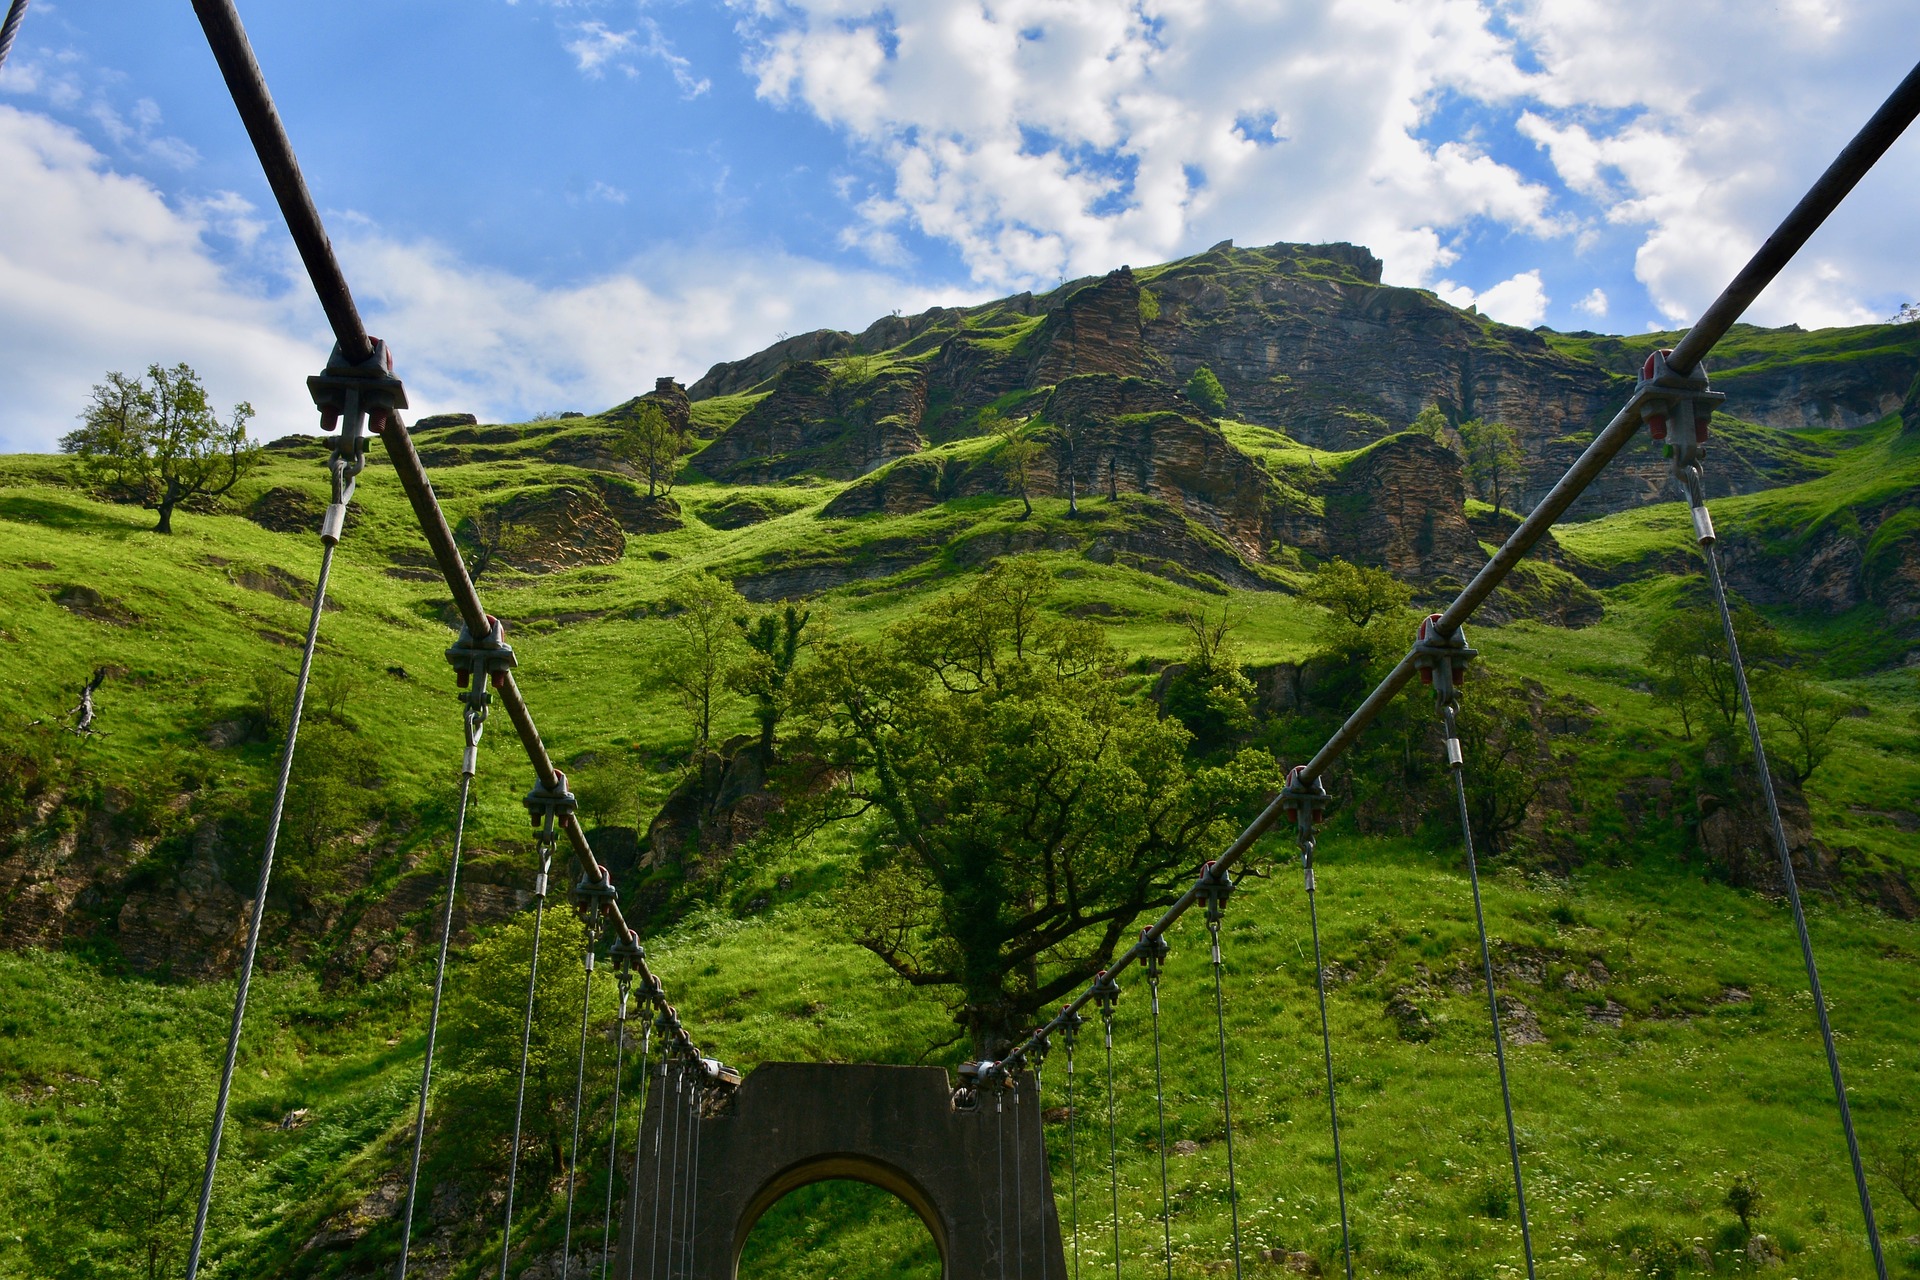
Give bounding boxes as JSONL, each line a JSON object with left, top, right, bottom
{"left": 1090, "top": 969, "right": 1121, "bottom": 1015}
{"left": 572, "top": 865, "right": 619, "bottom": 918}
{"left": 1057, "top": 1003, "right": 1086, "bottom": 1051}
{"left": 524, "top": 772, "right": 577, "bottom": 843}
{"left": 308, "top": 337, "right": 408, "bottom": 429}
{"left": 1634, "top": 348, "right": 1725, "bottom": 519}
{"left": 1412, "top": 614, "right": 1477, "bottom": 707}
{"left": 609, "top": 927, "right": 646, "bottom": 973}
{"left": 444, "top": 616, "right": 516, "bottom": 769}
{"left": 1140, "top": 926, "right": 1171, "bottom": 983}
{"left": 1195, "top": 860, "right": 1235, "bottom": 922}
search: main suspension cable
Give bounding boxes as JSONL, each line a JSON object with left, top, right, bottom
{"left": 187, "top": 418, "right": 362, "bottom": 1279}
{"left": 0, "top": 0, "right": 30, "bottom": 73}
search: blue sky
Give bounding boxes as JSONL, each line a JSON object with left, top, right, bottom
{"left": 1, "top": 0, "right": 1916, "bottom": 450}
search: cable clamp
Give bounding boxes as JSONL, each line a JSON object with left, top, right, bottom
{"left": 1139, "top": 926, "right": 1171, "bottom": 982}
{"left": 1090, "top": 969, "right": 1122, "bottom": 1014}
{"left": 1411, "top": 613, "right": 1478, "bottom": 707}
{"left": 1633, "top": 347, "right": 1725, "bottom": 495}
{"left": 308, "top": 336, "right": 408, "bottom": 429}
{"left": 1195, "top": 859, "right": 1235, "bottom": 921}
{"left": 610, "top": 927, "right": 647, "bottom": 974}
{"left": 1056, "top": 1003, "right": 1085, "bottom": 1051}
{"left": 524, "top": 771, "right": 577, "bottom": 845}
{"left": 571, "top": 864, "right": 619, "bottom": 918}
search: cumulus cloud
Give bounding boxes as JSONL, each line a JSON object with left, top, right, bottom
{"left": 1436, "top": 269, "right": 1549, "bottom": 328}
{"left": 1575, "top": 287, "right": 1609, "bottom": 319}
{"left": 732, "top": 0, "right": 1918, "bottom": 323}
{"left": 0, "top": 106, "right": 954, "bottom": 452}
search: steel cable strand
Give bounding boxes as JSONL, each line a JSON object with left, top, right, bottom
{"left": 1430, "top": 668, "right": 1536, "bottom": 1280}
{"left": 1066, "top": 1028, "right": 1082, "bottom": 1280}
{"left": 649, "top": 1054, "right": 675, "bottom": 1280}
{"left": 0, "top": 0, "right": 30, "bottom": 73}
{"left": 616, "top": 1006, "right": 653, "bottom": 1280}
{"left": 1302, "top": 838, "right": 1354, "bottom": 1280}
{"left": 1200, "top": 882, "right": 1244, "bottom": 1280}
{"left": 561, "top": 950, "right": 598, "bottom": 1279}
{"left": 1692, "top": 501, "right": 1888, "bottom": 1277}
{"left": 1143, "top": 934, "right": 1174, "bottom": 1280}
{"left": 1035, "top": 1062, "right": 1050, "bottom": 1280}
{"left": 661, "top": 1063, "right": 683, "bottom": 1280}
{"left": 998, "top": 1085, "right": 1009, "bottom": 1280}
{"left": 683, "top": 1077, "right": 704, "bottom": 1280}
{"left": 396, "top": 713, "right": 483, "bottom": 1280}
{"left": 601, "top": 980, "right": 634, "bottom": 1280}
{"left": 1092, "top": 974, "right": 1122, "bottom": 1280}
{"left": 1015, "top": 1077, "right": 1026, "bottom": 1280}
{"left": 187, "top": 533, "right": 341, "bottom": 1279}
{"left": 499, "top": 862, "right": 553, "bottom": 1280}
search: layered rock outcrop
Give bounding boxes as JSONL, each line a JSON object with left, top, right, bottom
{"left": 700, "top": 361, "right": 928, "bottom": 481}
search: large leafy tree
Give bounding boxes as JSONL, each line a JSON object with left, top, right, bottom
{"left": 788, "top": 559, "right": 1280, "bottom": 1057}
{"left": 1458, "top": 417, "right": 1526, "bottom": 517}
{"left": 61, "top": 364, "right": 259, "bottom": 534}
{"left": 612, "top": 399, "right": 686, "bottom": 499}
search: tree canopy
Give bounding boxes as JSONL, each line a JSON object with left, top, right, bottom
{"left": 62, "top": 364, "right": 259, "bottom": 534}
{"left": 612, "top": 399, "right": 686, "bottom": 499}
{"left": 1458, "top": 417, "right": 1526, "bottom": 517}
{"left": 788, "top": 559, "right": 1280, "bottom": 1056}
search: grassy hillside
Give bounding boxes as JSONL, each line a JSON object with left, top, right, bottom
{"left": 2, "top": 388, "right": 1918, "bottom": 1279}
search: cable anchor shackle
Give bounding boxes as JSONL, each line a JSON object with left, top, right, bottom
{"left": 1280, "top": 765, "right": 1332, "bottom": 891}
{"left": 1632, "top": 348, "right": 1726, "bottom": 544}
{"left": 306, "top": 337, "right": 405, "bottom": 544}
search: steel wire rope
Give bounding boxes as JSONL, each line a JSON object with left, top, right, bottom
{"left": 395, "top": 702, "right": 486, "bottom": 1280}
{"left": 683, "top": 1076, "right": 704, "bottom": 1280}
{"left": 561, "top": 948, "right": 598, "bottom": 1279}
{"left": 1066, "top": 1030, "right": 1082, "bottom": 1280}
{"left": 661, "top": 1063, "right": 683, "bottom": 1280}
{"left": 1301, "top": 838, "right": 1353, "bottom": 1280}
{"left": 1015, "top": 1077, "right": 1026, "bottom": 1280}
{"left": 1201, "top": 887, "right": 1244, "bottom": 1280}
{"left": 650, "top": 1055, "right": 676, "bottom": 1280}
{"left": 1143, "top": 939, "right": 1174, "bottom": 1280}
{"left": 1097, "top": 989, "right": 1121, "bottom": 1280}
{"left": 0, "top": 0, "right": 30, "bottom": 73}
{"left": 998, "top": 1085, "right": 1010, "bottom": 1280}
{"left": 1035, "top": 1062, "right": 1050, "bottom": 1280}
{"left": 1693, "top": 496, "right": 1888, "bottom": 1278}
{"left": 603, "top": 979, "right": 642, "bottom": 1280}
{"left": 1435, "top": 681, "right": 1536, "bottom": 1280}
{"left": 617, "top": 1008, "right": 655, "bottom": 1280}
{"left": 499, "top": 855, "right": 554, "bottom": 1280}
{"left": 187, "top": 526, "right": 343, "bottom": 1279}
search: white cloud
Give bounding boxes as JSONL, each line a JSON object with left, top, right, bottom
{"left": 0, "top": 105, "right": 959, "bottom": 452}
{"left": 1435, "top": 269, "right": 1550, "bottom": 327}
{"left": 731, "top": 0, "right": 1918, "bottom": 323}
{"left": 564, "top": 17, "right": 711, "bottom": 96}
{"left": 1575, "top": 287, "right": 1608, "bottom": 319}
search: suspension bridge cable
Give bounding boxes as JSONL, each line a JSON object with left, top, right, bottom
{"left": 1684, "top": 484, "right": 1889, "bottom": 1278}
{"left": 561, "top": 949, "right": 598, "bottom": 1280}
{"left": 684, "top": 1075, "right": 704, "bottom": 1280}
{"left": 662, "top": 1062, "right": 683, "bottom": 1280}
{"left": 1303, "top": 841, "right": 1353, "bottom": 1280}
{"left": 617, "top": 994, "right": 656, "bottom": 1280}
{"left": 0, "top": 0, "right": 30, "bottom": 73}
{"left": 998, "top": 1086, "right": 1009, "bottom": 1280}
{"left": 1198, "top": 871, "right": 1244, "bottom": 1280}
{"left": 187, "top": 427, "right": 360, "bottom": 1278}
{"left": 1142, "top": 932, "right": 1174, "bottom": 1280}
{"left": 498, "top": 847, "right": 554, "bottom": 1280}
{"left": 1035, "top": 1058, "right": 1050, "bottom": 1280}
{"left": 648, "top": 1050, "right": 673, "bottom": 1280}
{"left": 396, "top": 685, "right": 492, "bottom": 1280}
{"left": 1092, "top": 973, "right": 1122, "bottom": 1280}
{"left": 1064, "top": 1015, "right": 1083, "bottom": 1280}
{"left": 601, "top": 972, "right": 634, "bottom": 1280}
{"left": 1416, "top": 618, "right": 1536, "bottom": 1280}
{"left": 1015, "top": 1079, "right": 1027, "bottom": 1280}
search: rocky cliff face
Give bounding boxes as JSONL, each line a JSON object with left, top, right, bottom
{"left": 700, "top": 361, "right": 929, "bottom": 482}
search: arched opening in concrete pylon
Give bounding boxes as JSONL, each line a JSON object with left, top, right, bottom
{"left": 735, "top": 1164, "right": 943, "bottom": 1280}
